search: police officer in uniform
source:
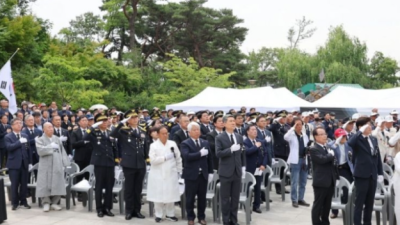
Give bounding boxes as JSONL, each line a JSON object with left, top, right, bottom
{"left": 110, "top": 109, "right": 147, "bottom": 220}
{"left": 84, "top": 113, "right": 118, "bottom": 218}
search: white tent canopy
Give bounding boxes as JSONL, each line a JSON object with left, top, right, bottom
{"left": 166, "top": 86, "right": 312, "bottom": 112}
{"left": 311, "top": 86, "right": 400, "bottom": 115}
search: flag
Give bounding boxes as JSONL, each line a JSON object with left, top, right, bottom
{"left": 0, "top": 60, "right": 17, "bottom": 114}
{"left": 318, "top": 69, "right": 325, "bottom": 82}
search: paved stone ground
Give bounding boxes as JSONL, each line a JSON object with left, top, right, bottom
{"left": 1, "top": 176, "right": 380, "bottom": 225}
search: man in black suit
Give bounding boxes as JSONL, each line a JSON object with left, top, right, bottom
{"left": 309, "top": 126, "right": 339, "bottom": 225}
{"left": 234, "top": 113, "right": 246, "bottom": 136}
{"left": 71, "top": 116, "right": 92, "bottom": 183}
{"left": 181, "top": 122, "right": 213, "bottom": 225}
{"left": 22, "top": 115, "right": 43, "bottom": 167}
{"left": 84, "top": 113, "right": 118, "bottom": 218}
{"left": 216, "top": 115, "right": 246, "bottom": 225}
{"left": 110, "top": 109, "right": 146, "bottom": 220}
{"left": 5, "top": 118, "right": 32, "bottom": 210}
{"left": 198, "top": 111, "right": 213, "bottom": 140}
{"left": 0, "top": 114, "right": 10, "bottom": 171}
{"left": 168, "top": 110, "right": 184, "bottom": 140}
{"left": 348, "top": 117, "right": 383, "bottom": 225}
{"left": 52, "top": 115, "right": 72, "bottom": 159}
{"left": 206, "top": 113, "right": 225, "bottom": 170}
{"left": 173, "top": 115, "right": 190, "bottom": 149}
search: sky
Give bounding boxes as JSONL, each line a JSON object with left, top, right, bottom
{"left": 31, "top": 0, "right": 400, "bottom": 62}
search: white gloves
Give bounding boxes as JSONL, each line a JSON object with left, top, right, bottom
{"left": 360, "top": 124, "right": 369, "bottom": 133}
{"left": 335, "top": 136, "right": 343, "bottom": 146}
{"left": 121, "top": 118, "right": 129, "bottom": 124}
{"left": 265, "top": 136, "right": 271, "bottom": 142}
{"left": 50, "top": 142, "right": 59, "bottom": 149}
{"left": 378, "top": 175, "right": 384, "bottom": 183}
{"left": 92, "top": 121, "right": 103, "bottom": 128}
{"left": 208, "top": 174, "right": 214, "bottom": 183}
{"left": 272, "top": 158, "right": 278, "bottom": 165}
{"left": 200, "top": 147, "right": 209, "bottom": 157}
{"left": 84, "top": 140, "right": 90, "bottom": 144}
{"left": 28, "top": 164, "right": 33, "bottom": 171}
{"left": 146, "top": 165, "right": 150, "bottom": 171}
{"left": 165, "top": 152, "right": 174, "bottom": 161}
{"left": 328, "top": 149, "right": 335, "bottom": 156}
{"left": 178, "top": 172, "right": 182, "bottom": 179}
{"left": 231, "top": 144, "right": 241, "bottom": 152}
{"left": 336, "top": 180, "right": 339, "bottom": 187}
{"left": 242, "top": 167, "right": 246, "bottom": 179}
{"left": 68, "top": 154, "right": 73, "bottom": 161}
{"left": 60, "top": 136, "right": 68, "bottom": 142}
{"left": 19, "top": 137, "right": 27, "bottom": 143}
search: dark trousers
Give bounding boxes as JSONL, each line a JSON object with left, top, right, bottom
{"left": 185, "top": 174, "right": 207, "bottom": 221}
{"left": 275, "top": 155, "right": 288, "bottom": 192}
{"left": 75, "top": 160, "right": 90, "bottom": 183}
{"left": 0, "top": 148, "right": 6, "bottom": 169}
{"left": 253, "top": 175, "right": 262, "bottom": 209}
{"left": 122, "top": 167, "right": 145, "bottom": 214}
{"left": 94, "top": 166, "right": 114, "bottom": 211}
{"left": 312, "top": 185, "right": 335, "bottom": 225}
{"left": 332, "top": 165, "right": 353, "bottom": 215}
{"left": 220, "top": 171, "right": 241, "bottom": 224}
{"left": 9, "top": 167, "right": 28, "bottom": 206}
{"left": 354, "top": 176, "right": 376, "bottom": 225}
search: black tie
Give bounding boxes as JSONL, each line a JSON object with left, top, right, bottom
{"left": 261, "top": 131, "right": 266, "bottom": 138}
{"left": 186, "top": 131, "right": 189, "bottom": 138}
{"left": 238, "top": 128, "right": 241, "bottom": 135}
{"left": 195, "top": 139, "right": 200, "bottom": 148}
{"left": 252, "top": 140, "right": 256, "bottom": 146}
{"left": 230, "top": 134, "right": 234, "bottom": 144}
{"left": 17, "top": 134, "right": 20, "bottom": 139}
{"left": 30, "top": 129, "right": 33, "bottom": 135}
{"left": 104, "top": 131, "right": 107, "bottom": 138}
{"left": 323, "top": 146, "right": 328, "bottom": 153}
{"left": 206, "top": 125, "right": 210, "bottom": 132}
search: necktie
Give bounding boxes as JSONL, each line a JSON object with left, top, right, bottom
{"left": 186, "top": 131, "right": 189, "bottom": 138}
{"left": 195, "top": 139, "right": 200, "bottom": 148}
{"left": 17, "top": 134, "right": 20, "bottom": 139}
{"left": 206, "top": 125, "right": 210, "bottom": 132}
{"left": 30, "top": 129, "right": 34, "bottom": 135}
{"left": 82, "top": 129, "right": 85, "bottom": 136}
{"left": 230, "top": 134, "right": 234, "bottom": 144}
{"left": 323, "top": 146, "right": 328, "bottom": 153}
{"left": 261, "top": 131, "right": 266, "bottom": 138}
{"left": 252, "top": 140, "right": 256, "bottom": 146}
{"left": 104, "top": 131, "right": 107, "bottom": 138}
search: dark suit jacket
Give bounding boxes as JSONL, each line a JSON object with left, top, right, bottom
{"left": 244, "top": 138, "right": 269, "bottom": 174}
{"left": 169, "top": 124, "right": 180, "bottom": 140}
{"left": 206, "top": 130, "right": 220, "bottom": 170}
{"left": 173, "top": 129, "right": 189, "bottom": 150}
{"left": 54, "top": 127, "right": 72, "bottom": 155}
{"left": 181, "top": 138, "right": 213, "bottom": 180}
{"left": 256, "top": 128, "right": 275, "bottom": 164}
{"left": 347, "top": 131, "right": 383, "bottom": 180}
{"left": 71, "top": 128, "right": 93, "bottom": 162}
{"left": 21, "top": 127, "right": 42, "bottom": 163}
{"left": 215, "top": 131, "right": 246, "bottom": 178}
{"left": 322, "top": 120, "right": 335, "bottom": 140}
{"left": 0, "top": 123, "right": 11, "bottom": 149}
{"left": 234, "top": 126, "right": 245, "bottom": 136}
{"left": 200, "top": 123, "right": 213, "bottom": 140}
{"left": 309, "top": 143, "right": 339, "bottom": 188}
{"left": 5, "top": 132, "right": 32, "bottom": 169}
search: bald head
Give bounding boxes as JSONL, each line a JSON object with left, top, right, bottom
{"left": 43, "top": 122, "right": 54, "bottom": 137}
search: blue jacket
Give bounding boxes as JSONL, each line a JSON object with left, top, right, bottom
{"left": 256, "top": 128, "right": 274, "bottom": 164}
{"left": 244, "top": 137, "right": 269, "bottom": 174}
{"left": 180, "top": 138, "right": 213, "bottom": 181}
{"left": 5, "top": 132, "right": 32, "bottom": 169}
{"left": 21, "top": 127, "right": 43, "bottom": 163}
{"left": 327, "top": 140, "right": 354, "bottom": 174}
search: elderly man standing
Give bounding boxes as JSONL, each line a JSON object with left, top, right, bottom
{"left": 35, "top": 122, "right": 70, "bottom": 212}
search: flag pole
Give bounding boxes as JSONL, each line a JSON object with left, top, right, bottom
{"left": 7, "top": 48, "right": 20, "bottom": 62}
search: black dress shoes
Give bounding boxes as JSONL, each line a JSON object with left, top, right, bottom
{"left": 97, "top": 211, "right": 104, "bottom": 218}
{"left": 12, "top": 205, "right": 18, "bottom": 210}
{"left": 20, "top": 203, "right": 31, "bottom": 209}
{"left": 132, "top": 212, "right": 145, "bottom": 219}
{"left": 103, "top": 209, "right": 115, "bottom": 217}
{"left": 252, "top": 208, "right": 262, "bottom": 213}
{"left": 125, "top": 213, "right": 133, "bottom": 220}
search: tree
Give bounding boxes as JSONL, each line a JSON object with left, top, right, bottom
{"left": 370, "top": 51, "right": 399, "bottom": 86}
{"left": 287, "top": 16, "right": 316, "bottom": 49}
{"left": 246, "top": 47, "right": 279, "bottom": 87}
{"left": 59, "top": 12, "right": 105, "bottom": 44}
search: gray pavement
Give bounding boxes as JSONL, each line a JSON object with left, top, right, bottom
{"left": 1, "top": 176, "right": 378, "bottom": 225}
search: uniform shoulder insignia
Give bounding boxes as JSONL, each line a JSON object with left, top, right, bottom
{"left": 139, "top": 126, "right": 146, "bottom": 132}
{"left": 86, "top": 129, "right": 91, "bottom": 134}
{"left": 94, "top": 129, "right": 99, "bottom": 131}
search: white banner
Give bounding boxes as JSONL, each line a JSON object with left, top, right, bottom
{"left": 0, "top": 60, "right": 17, "bottom": 114}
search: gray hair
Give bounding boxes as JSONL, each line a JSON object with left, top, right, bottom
{"left": 24, "top": 114, "right": 33, "bottom": 121}
{"left": 187, "top": 122, "right": 200, "bottom": 132}
{"left": 223, "top": 115, "right": 234, "bottom": 123}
